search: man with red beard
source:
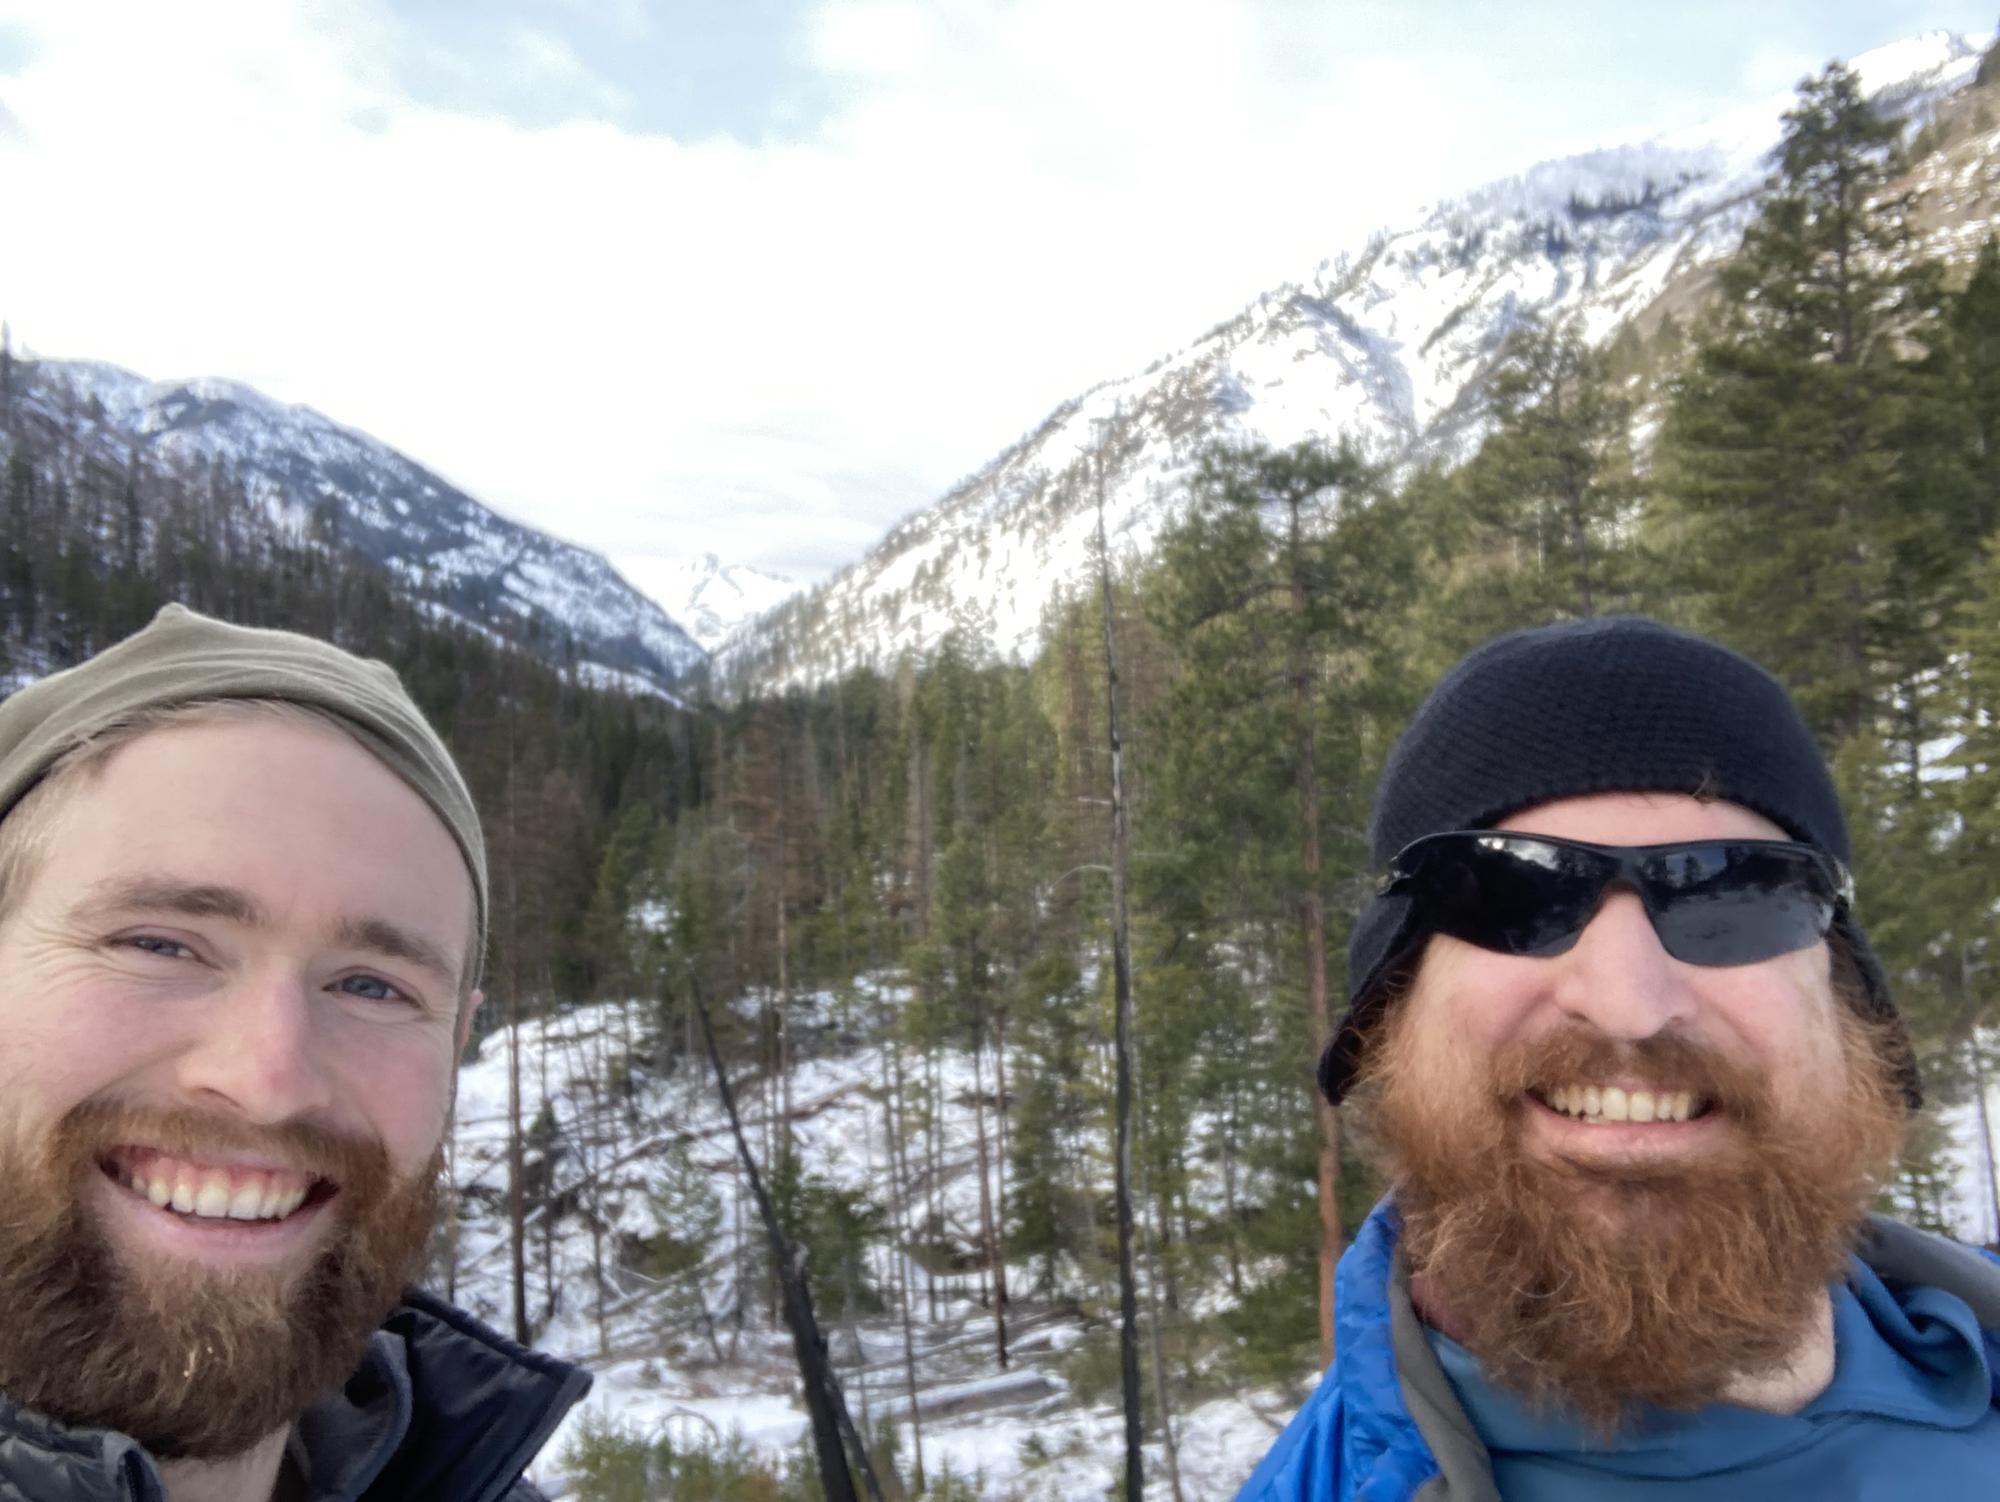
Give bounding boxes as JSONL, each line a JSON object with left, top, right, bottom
{"left": 0, "top": 605, "right": 589, "bottom": 1501}
{"left": 1238, "top": 617, "right": 2000, "bottom": 1501}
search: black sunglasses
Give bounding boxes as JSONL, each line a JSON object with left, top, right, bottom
{"left": 1380, "top": 831, "right": 1853, "bottom": 967}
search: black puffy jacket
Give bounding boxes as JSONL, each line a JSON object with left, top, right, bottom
{"left": 0, "top": 1290, "right": 591, "bottom": 1502}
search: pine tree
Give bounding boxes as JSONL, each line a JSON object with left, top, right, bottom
{"left": 1658, "top": 61, "right": 1973, "bottom": 745}
{"left": 1944, "top": 238, "right": 2000, "bottom": 548}
{"left": 1449, "top": 317, "right": 1640, "bottom": 626}
{"left": 1150, "top": 438, "right": 1416, "bottom": 1369}
{"left": 1935, "top": 530, "right": 2000, "bottom": 1046}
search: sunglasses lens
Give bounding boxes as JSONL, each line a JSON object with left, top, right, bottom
{"left": 1396, "top": 835, "right": 1841, "bottom": 968}
{"left": 1408, "top": 835, "right": 1609, "bottom": 957}
{"left": 1643, "top": 844, "right": 1836, "bottom": 964}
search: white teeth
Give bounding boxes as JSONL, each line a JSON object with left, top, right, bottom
{"left": 226, "top": 1182, "right": 267, "bottom": 1221}
{"left": 193, "top": 1175, "right": 233, "bottom": 1219}
{"left": 122, "top": 1164, "right": 311, "bottom": 1221}
{"left": 1546, "top": 1085, "right": 1699, "bottom": 1125}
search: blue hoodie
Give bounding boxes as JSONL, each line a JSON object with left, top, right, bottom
{"left": 1235, "top": 1202, "right": 2000, "bottom": 1502}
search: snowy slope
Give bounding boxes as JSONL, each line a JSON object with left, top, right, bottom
{"left": 446, "top": 987, "right": 1283, "bottom": 1498}
{"left": 19, "top": 358, "right": 706, "bottom": 689}
{"left": 722, "top": 31, "right": 1984, "bottom": 692}
{"left": 618, "top": 552, "right": 799, "bottom": 653}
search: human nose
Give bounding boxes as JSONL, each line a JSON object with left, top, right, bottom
{"left": 172, "top": 968, "right": 337, "bottom": 1123}
{"left": 1546, "top": 887, "right": 1697, "bottom": 1039}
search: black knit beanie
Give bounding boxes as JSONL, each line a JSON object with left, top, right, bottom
{"left": 1317, "top": 615, "right": 1920, "bottom": 1109}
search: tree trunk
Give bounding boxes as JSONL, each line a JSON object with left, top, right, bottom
{"left": 537, "top": 998, "right": 557, "bottom": 1329}
{"left": 885, "top": 1040, "right": 926, "bottom": 1493}
{"left": 729, "top": 1165, "right": 745, "bottom": 1360}
{"left": 1288, "top": 495, "right": 1344, "bottom": 1368}
{"left": 586, "top": 1026, "right": 609, "bottom": 1358}
{"left": 1223, "top": 1072, "right": 1244, "bottom": 1299}
{"left": 1154, "top": 1182, "right": 1181, "bottom": 1315}
{"left": 1972, "top": 1025, "right": 2000, "bottom": 1248}
{"left": 1141, "top": 1179, "right": 1187, "bottom": 1502}
{"left": 692, "top": 975, "right": 880, "bottom": 1502}
{"left": 694, "top": 1276, "right": 728, "bottom": 1366}
{"left": 777, "top": 863, "right": 793, "bottom": 1125}
{"left": 926, "top": 1049, "right": 944, "bottom": 1322}
{"left": 993, "top": 1004, "right": 1012, "bottom": 1342}
{"left": 1096, "top": 443, "right": 1145, "bottom": 1502}
{"left": 506, "top": 985, "right": 529, "bottom": 1347}
{"left": 971, "top": 1027, "right": 1008, "bottom": 1368}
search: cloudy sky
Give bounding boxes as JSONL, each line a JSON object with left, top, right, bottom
{"left": 0, "top": 1, "right": 1991, "bottom": 606}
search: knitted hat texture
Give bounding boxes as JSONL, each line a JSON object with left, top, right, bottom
{"left": 1319, "top": 615, "right": 1917, "bottom": 1107}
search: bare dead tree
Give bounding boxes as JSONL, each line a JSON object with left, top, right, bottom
{"left": 690, "top": 969, "right": 883, "bottom": 1502}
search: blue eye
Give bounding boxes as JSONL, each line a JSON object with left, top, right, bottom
{"left": 125, "top": 935, "right": 192, "bottom": 960}
{"left": 337, "top": 974, "right": 411, "bottom": 1004}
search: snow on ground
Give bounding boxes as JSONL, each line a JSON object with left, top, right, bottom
{"left": 1938, "top": 1030, "right": 2000, "bottom": 1250}
{"left": 446, "top": 985, "right": 1286, "bottom": 1497}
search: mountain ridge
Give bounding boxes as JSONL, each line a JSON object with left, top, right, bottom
{"left": 719, "top": 29, "right": 1987, "bottom": 693}
{"left": 621, "top": 551, "right": 798, "bottom": 654}
{"left": 7, "top": 354, "right": 709, "bottom": 692}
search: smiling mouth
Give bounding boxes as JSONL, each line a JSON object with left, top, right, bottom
{"left": 97, "top": 1147, "right": 335, "bottom": 1224}
{"left": 1528, "top": 1085, "right": 1714, "bottom": 1125}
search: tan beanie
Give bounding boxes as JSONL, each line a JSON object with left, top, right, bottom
{"left": 0, "top": 604, "right": 487, "bottom": 981}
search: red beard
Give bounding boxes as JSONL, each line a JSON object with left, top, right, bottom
{"left": 0, "top": 1099, "right": 439, "bottom": 1459}
{"left": 1352, "top": 1002, "right": 1907, "bottom": 1436}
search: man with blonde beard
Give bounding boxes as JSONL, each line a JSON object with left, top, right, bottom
{"left": 0, "top": 605, "right": 589, "bottom": 1502}
{"left": 1238, "top": 617, "right": 2000, "bottom": 1501}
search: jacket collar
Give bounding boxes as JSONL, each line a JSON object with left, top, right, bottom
{"left": 0, "top": 1291, "right": 590, "bottom": 1502}
{"left": 1347, "top": 1201, "right": 2000, "bottom": 1502}
{"left": 1333, "top": 1199, "right": 1496, "bottom": 1502}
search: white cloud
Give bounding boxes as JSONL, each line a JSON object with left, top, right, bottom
{"left": 0, "top": 0, "right": 1977, "bottom": 593}
{"left": 811, "top": 0, "right": 938, "bottom": 78}
{"left": 493, "top": 24, "right": 634, "bottom": 113}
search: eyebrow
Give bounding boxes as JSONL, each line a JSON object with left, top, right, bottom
{"left": 327, "top": 916, "right": 460, "bottom": 989}
{"left": 79, "top": 877, "right": 264, "bottom": 927}
{"left": 76, "top": 877, "right": 461, "bottom": 989}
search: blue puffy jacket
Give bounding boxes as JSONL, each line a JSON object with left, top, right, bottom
{"left": 1234, "top": 1199, "right": 2000, "bottom": 1502}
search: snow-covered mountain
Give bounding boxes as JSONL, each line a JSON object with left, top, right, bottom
{"left": 15, "top": 358, "right": 707, "bottom": 690}
{"left": 722, "top": 30, "right": 1987, "bottom": 692}
{"left": 619, "top": 551, "right": 799, "bottom": 653}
